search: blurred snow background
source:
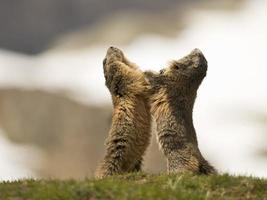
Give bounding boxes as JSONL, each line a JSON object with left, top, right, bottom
{"left": 0, "top": 0, "right": 266, "bottom": 180}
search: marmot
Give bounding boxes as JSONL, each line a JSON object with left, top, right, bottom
{"left": 95, "top": 47, "right": 151, "bottom": 178}
{"left": 145, "top": 49, "right": 216, "bottom": 174}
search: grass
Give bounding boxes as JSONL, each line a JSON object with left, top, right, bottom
{"left": 0, "top": 173, "right": 266, "bottom": 200}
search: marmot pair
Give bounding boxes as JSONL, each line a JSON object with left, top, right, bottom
{"left": 95, "top": 47, "right": 216, "bottom": 178}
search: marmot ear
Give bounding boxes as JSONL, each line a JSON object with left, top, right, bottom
{"left": 144, "top": 71, "right": 157, "bottom": 83}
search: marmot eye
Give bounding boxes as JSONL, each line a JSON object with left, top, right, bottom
{"left": 173, "top": 65, "right": 179, "bottom": 70}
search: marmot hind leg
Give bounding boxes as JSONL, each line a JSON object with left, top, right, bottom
{"left": 131, "top": 159, "right": 142, "bottom": 172}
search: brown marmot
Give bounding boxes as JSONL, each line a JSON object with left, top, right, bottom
{"left": 95, "top": 47, "right": 151, "bottom": 178}
{"left": 145, "top": 49, "right": 216, "bottom": 174}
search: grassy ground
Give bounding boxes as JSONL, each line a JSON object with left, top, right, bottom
{"left": 0, "top": 173, "right": 266, "bottom": 200}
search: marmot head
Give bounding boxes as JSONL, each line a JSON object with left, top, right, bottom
{"left": 103, "top": 47, "right": 148, "bottom": 99}
{"left": 145, "top": 49, "right": 208, "bottom": 96}
{"left": 103, "top": 46, "right": 138, "bottom": 75}
{"left": 103, "top": 46, "right": 124, "bottom": 66}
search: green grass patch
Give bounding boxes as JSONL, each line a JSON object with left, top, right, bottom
{"left": 0, "top": 173, "right": 266, "bottom": 200}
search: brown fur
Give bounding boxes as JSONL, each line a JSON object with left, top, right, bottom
{"left": 145, "top": 49, "right": 216, "bottom": 174}
{"left": 95, "top": 47, "right": 151, "bottom": 178}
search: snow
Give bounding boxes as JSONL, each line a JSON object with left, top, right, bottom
{"left": 0, "top": 129, "right": 41, "bottom": 180}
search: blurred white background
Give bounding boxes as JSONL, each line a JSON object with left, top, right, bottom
{"left": 0, "top": 0, "right": 266, "bottom": 180}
